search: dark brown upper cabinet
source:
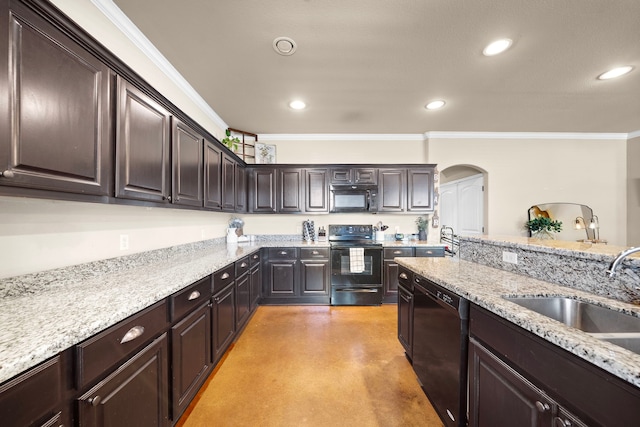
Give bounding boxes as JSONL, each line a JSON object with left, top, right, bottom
{"left": 235, "top": 164, "right": 247, "bottom": 213}
{"left": 277, "top": 168, "right": 303, "bottom": 213}
{"left": 221, "top": 154, "right": 236, "bottom": 211}
{"left": 115, "top": 77, "right": 171, "bottom": 203}
{"left": 0, "top": 2, "right": 112, "bottom": 195}
{"left": 330, "top": 167, "right": 377, "bottom": 185}
{"left": 305, "top": 168, "right": 329, "bottom": 212}
{"left": 172, "top": 118, "right": 203, "bottom": 207}
{"left": 378, "top": 169, "right": 406, "bottom": 212}
{"left": 407, "top": 168, "right": 434, "bottom": 212}
{"left": 249, "top": 167, "right": 277, "bottom": 213}
{"left": 203, "top": 139, "right": 223, "bottom": 210}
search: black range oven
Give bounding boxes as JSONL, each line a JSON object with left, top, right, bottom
{"left": 329, "top": 224, "right": 383, "bottom": 305}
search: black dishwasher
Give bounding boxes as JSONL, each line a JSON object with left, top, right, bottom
{"left": 412, "top": 274, "right": 469, "bottom": 427}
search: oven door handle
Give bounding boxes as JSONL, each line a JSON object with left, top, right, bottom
{"left": 335, "top": 288, "right": 379, "bottom": 293}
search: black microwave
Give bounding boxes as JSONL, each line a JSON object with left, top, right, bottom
{"left": 329, "top": 184, "right": 378, "bottom": 213}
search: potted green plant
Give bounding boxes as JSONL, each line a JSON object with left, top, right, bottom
{"left": 525, "top": 215, "right": 562, "bottom": 239}
{"left": 416, "top": 216, "right": 429, "bottom": 241}
{"left": 221, "top": 129, "right": 240, "bottom": 152}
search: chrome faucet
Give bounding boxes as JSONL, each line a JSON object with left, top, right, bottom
{"left": 607, "top": 247, "right": 640, "bottom": 277}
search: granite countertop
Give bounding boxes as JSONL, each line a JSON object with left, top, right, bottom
{"left": 0, "top": 238, "right": 445, "bottom": 384}
{"left": 395, "top": 256, "right": 640, "bottom": 388}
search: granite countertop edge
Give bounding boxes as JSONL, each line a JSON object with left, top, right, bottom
{"left": 395, "top": 256, "right": 640, "bottom": 388}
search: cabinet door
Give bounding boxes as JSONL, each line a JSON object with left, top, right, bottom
{"left": 203, "top": 139, "right": 222, "bottom": 209}
{"left": 278, "top": 168, "right": 303, "bottom": 213}
{"left": 116, "top": 77, "right": 171, "bottom": 203}
{"left": 221, "top": 154, "right": 235, "bottom": 211}
{"left": 397, "top": 284, "right": 413, "bottom": 359}
{"left": 468, "top": 338, "right": 554, "bottom": 427}
{"left": 249, "top": 167, "right": 276, "bottom": 213}
{"left": 171, "top": 304, "right": 211, "bottom": 422}
{"left": 0, "top": 4, "right": 111, "bottom": 195}
{"left": 379, "top": 169, "right": 406, "bottom": 212}
{"left": 212, "top": 284, "right": 236, "bottom": 363}
{"left": 235, "top": 273, "right": 251, "bottom": 330}
{"left": 300, "top": 259, "right": 329, "bottom": 295}
{"left": 267, "top": 261, "right": 297, "bottom": 296}
{"left": 407, "top": 168, "right": 434, "bottom": 212}
{"left": 330, "top": 168, "right": 352, "bottom": 184}
{"left": 250, "top": 265, "right": 262, "bottom": 310}
{"left": 305, "top": 168, "right": 329, "bottom": 212}
{"left": 235, "top": 164, "right": 247, "bottom": 212}
{"left": 383, "top": 260, "right": 400, "bottom": 297}
{"left": 78, "top": 333, "right": 169, "bottom": 427}
{"left": 354, "top": 168, "right": 377, "bottom": 184}
{"left": 0, "top": 355, "right": 62, "bottom": 427}
{"left": 172, "top": 118, "right": 203, "bottom": 207}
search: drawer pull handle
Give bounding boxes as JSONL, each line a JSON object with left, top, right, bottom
{"left": 399, "top": 273, "right": 408, "bottom": 279}
{"left": 241, "top": 262, "right": 248, "bottom": 268}
{"left": 188, "top": 290, "right": 201, "bottom": 301}
{"left": 88, "top": 395, "right": 101, "bottom": 407}
{"left": 394, "top": 250, "right": 402, "bottom": 254}
{"left": 221, "top": 272, "right": 230, "bottom": 280}
{"left": 279, "top": 251, "right": 288, "bottom": 255}
{"left": 312, "top": 250, "right": 319, "bottom": 255}
{"left": 120, "top": 326, "right": 145, "bottom": 344}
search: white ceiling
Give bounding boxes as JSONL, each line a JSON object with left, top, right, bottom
{"left": 112, "top": 0, "right": 640, "bottom": 135}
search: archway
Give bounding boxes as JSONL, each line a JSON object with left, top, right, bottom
{"left": 439, "top": 165, "right": 487, "bottom": 236}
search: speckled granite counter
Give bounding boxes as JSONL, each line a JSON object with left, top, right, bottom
{"left": 395, "top": 256, "right": 640, "bottom": 388}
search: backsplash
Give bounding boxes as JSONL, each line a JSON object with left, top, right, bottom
{"left": 459, "top": 236, "right": 640, "bottom": 304}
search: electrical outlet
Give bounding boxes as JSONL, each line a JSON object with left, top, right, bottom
{"left": 119, "top": 234, "right": 129, "bottom": 251}
{"left": 502, "top": 251, "right": 517, "bottom": 264}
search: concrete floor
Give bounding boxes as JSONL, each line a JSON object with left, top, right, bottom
{"left": 179, "top": 305, "right": 443, "bottom": 427}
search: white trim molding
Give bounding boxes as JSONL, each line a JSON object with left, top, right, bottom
{"left": 91, "top": 0, "right": 228, "bottom": 132}
{"left": 424, "top": 131, "right": 629, "bottom": 140}
{"left": 629, "top": 130, "right": 640, "bottom": 139}
{"left": 259, "top": 134, "right": 426, "bottom": 141}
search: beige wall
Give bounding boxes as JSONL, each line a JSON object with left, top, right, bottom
{"left": 628, "top": 135, "right": 640, "bottom": 246}
{"left": 427, "top": 135, "right": 628, "bottom": 246}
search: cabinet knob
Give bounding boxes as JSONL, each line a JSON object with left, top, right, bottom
{"left": 279, "top": 251, "right": 288, "bottom": 255}
{"left": 221, "top": 272, "right": 230, "bottom": 280}
{"left": 188, "top": 290, "right": 201, "bottom": 301}
{"left": 241, "top": 262, "right": 248, "bottom": 268}
{"left": 0, "top": 170, "right": 15, "bottom": 178}
{"left": 553, "top": 417, "right": 572, "bottom": 427}
{"left": 535, "top": 401, "right": 551, "bottom": 412}
{"left": 120, "top": 325, "right": 145, "bottom": 344}
{"left": 88, "top": 395, "right": 101, "bottom": 407}
{"left": 312, "top": 250, "right": 319, "bottom": 255}
{"left": 252, "top": 254, "right": 259, "bottom": 259}
{"left": 394, "top": 250, "right": 402, "bottom": 254}
{"left": 399, "top": 273, "right": 408, "bottom": 279}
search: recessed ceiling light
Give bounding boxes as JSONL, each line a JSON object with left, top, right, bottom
{"left": 425, "top": 100, "right": 446, "bottom": 110}
{"left": 273, "top": 37, "right": 297, "bottom": 56}
{"left": 597, "top": 66, "right": 634, "bottom": 80}
{"left": 483, "top": 39, "right": 513, "bottom": 56}
{"left": 289, "top": 100, "right": 306, "bottom": 110}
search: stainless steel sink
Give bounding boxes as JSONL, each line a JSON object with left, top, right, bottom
{"left": 591, "top": 333, "right": 640, "bottom": 354}
{"left": 503, "top": 296, "right": 640, "bottom": 333}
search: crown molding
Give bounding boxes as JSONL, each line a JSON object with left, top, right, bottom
{"left": 424, "top": 131, "right": 630, "bottom": 140}
{"left": 629, "top": 130, "right": 640, "bottom": 139}
{"left": 91, "top": 0, "right": 228, "bottom": 132}
{"left": 259, "top": 134, "right": 426, "bottom": 141}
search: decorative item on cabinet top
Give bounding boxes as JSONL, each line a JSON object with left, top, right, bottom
{"left": 256, "top": 143, "right": 276, "bottom": 164}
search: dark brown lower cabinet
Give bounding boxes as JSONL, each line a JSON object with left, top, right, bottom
{"left": 397, "top": 283, "right": 413, "bottom": 360}
{"left": 78, "top": 333, "right": 169, "bottom": 427}
{"left": 235, "top": 272, "right": 251, "bottom": 331}
{"left": 212, "top": 283, "right": 236, "bottom": 364}
{"left": 469, "top": 304, "right": 638, "bottom": 427}
{"left": 250, "top": 263, "right": 262, "bottom": 310}
{"left": 299, "top": 258, "right": 330, "bottom": 299}
{"left": 171, "top": 303, "right": 211, "bottom": 422}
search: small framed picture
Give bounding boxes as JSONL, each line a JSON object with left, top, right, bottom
{"left": 255, "top": 143, "right": 276, "bottom": 164}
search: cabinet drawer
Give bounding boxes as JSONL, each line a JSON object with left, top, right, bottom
{"left": 268, "top": 248, "right": 298, "bottom": 260}
{"left": 76, "top": 300, "right": 169, "bottom": 388}
{"left": 213, "top": 264, "right": 235, "bottom": 294}
{"left": 0, "top": 355, "right": 62, "bottom": 427}
{"left": 384, "top": 247, "right": 414, "bottom": 258}
{"left": 235, "top": 256, "right": 250, "bottom": 277}
{"left": 415, "top": 247, "right": 445, "bottom": 257}
{"left": 170, "top": 276, "right": 212, "bottom": 322}
{"left": 300, "top": 247, "right": 330, "bottom": 259}
{"left": 249, "top": 250, "right": 261, "bottom": 268}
